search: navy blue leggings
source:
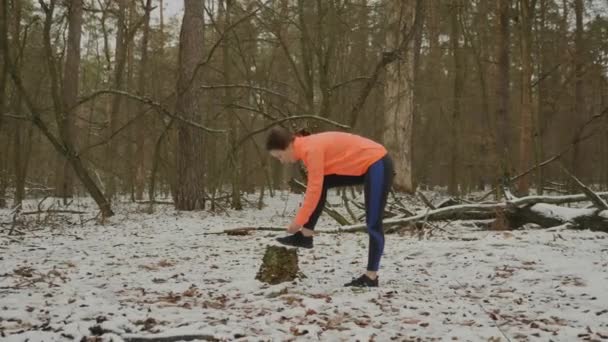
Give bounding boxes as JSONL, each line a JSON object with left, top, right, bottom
{"left": 302, "top": 154, "right": 394, "bottom": 271}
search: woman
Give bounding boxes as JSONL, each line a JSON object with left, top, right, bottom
{"left": 266, "top": 126, "right": 394, "bottom": 287}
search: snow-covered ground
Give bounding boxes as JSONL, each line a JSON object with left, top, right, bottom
{"left": 1, "top": 191, "right": 607, "bottom": 341}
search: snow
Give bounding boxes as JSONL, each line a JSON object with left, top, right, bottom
{"left": 1, "top": 192, "right": 608, "bottom": 341}
{"left": 531, "top": 203, "right": 599, "bottom": 221}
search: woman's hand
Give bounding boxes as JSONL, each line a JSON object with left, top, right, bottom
{"left": 287, "top": 221, "right": 302, "bottom": 234}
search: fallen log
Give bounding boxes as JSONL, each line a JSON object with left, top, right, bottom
{"left": 209, "top": 192, "right": 608, "bottom": 236}
{"left": 506, "top": 203, "right": 608, "bottom": 232}
{"left": 332, "top": 192, "right": 608, "bottom": 234}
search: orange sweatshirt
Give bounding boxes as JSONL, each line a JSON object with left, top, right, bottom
{"left": 292, "top": 131, "right": 387, "bottom": 226}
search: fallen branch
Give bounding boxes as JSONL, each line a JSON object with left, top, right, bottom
{"left": 417, "top": 191, "right": 435, "bottom": 210}
{"left": 559, "top": 163, "right": 608, "bottom": 210}
{"left": 122, "top": 334, "right": 217, "bottom": 342}
{"left": 0, "top": 234, "right": 21, "bottom": 243}
{"left": 21, "top": 209, "right": 86, "bottom": 216}
{"left": 135, "top": 200, "right": 174, "bottom": 205}
{"left": 200, "top": 226, "right": 285, "bottom": 235}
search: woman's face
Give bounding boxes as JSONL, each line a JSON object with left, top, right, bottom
{"left": 270, "top": 144, "right": 296, "bottom": 164}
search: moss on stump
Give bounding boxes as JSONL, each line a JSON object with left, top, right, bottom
{"left": 255, "top": 245, "right": 299, "bottom": 285}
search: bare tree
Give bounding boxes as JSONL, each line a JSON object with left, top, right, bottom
{"left": 105, "top": 0, "right": 128, "bottom": 199}
{"left": 572, "top": 0, "right": 585, "bottom": 181}
{"left": 384, "top": 0, "right": 417, "bottom": 192}
{"left": 3, "top": 0, "right": 114, "bottom": 217}
{"left": 517, "top": 0, "right": 536, "bottom": 194}
{"left": 135, "top": 0, "right": 153, "bottom": 200}
{"left": 494, "top": 0, "right": 512, "bottom": 187}
{"left": 536, "top": 0, "right": 549, "bottom": 195}
{"left": 174, "top": 0, "right": 206, "bottom": 210}
{"left": 55, "top": 0, "right": 83, "bottom": 202}
{"left": 221, "top": 0, "right": 242, "bottom": 210}
{"left": 448, "top": 0, "right": 464, "bottom": 196}
{"left": 0, "top": 0, "right": 8, "bottom": 208}
{"left": 10, "top": 0, "right": 30, "bottom": 208}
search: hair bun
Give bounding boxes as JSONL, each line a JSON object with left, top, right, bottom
{"left": 295, "top": 128, "right": 311, "bottom": 136}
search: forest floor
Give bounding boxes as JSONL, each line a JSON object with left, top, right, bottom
{"left": 1, "top": 190, "right": 607, "bottom": 341}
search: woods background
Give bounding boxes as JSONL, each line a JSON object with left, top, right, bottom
{"left": 0, "top": 0, "right": 607, "bottom": 217}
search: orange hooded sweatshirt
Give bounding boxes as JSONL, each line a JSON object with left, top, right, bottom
{"left": 292, "top": 131, "right": 387, "bottom": 226}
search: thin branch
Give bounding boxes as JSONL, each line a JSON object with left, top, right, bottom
{"left": 223, "top": 103, "right": 277, "bottom": 121}
{"left": 330, "top": 76, "right": 372, "bottom": 91}
{"left": 200, "top": 84, "right": 301, "bottom": 109}
{"left": 417, "top": 191, "right": 436, "bottom": 210}
{"left": 479, "top": 106, "right": 608, "bottom": 200}
{"left": 236, "top": 115, "right": 350, "bottom": 149}
{"left": 76, "top": 89, "right": 225, "bottom": 134}
{"left": 185, "top": 1, "right": 271, "bottom": 94}
{"left": 79, "top": 107, "right": 152, "bottom": 154}
{"left": 2, "top": 113, "right": 30, "bottom": 121}
{"left": 349, "top": 0, "right": 425, "bottom": 127}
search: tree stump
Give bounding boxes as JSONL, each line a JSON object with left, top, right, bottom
{"left": 256, "top": 245, "right": 299, "bottom": 285}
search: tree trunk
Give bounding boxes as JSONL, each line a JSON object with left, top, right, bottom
{"left": 517, "top": 0, "right": 534, "bottom": 195}
{"left": 315, "top": 0, "right": 337, "bottom": 119}
{"left": 495, "top": 0, "right": 512, "bottom": 185}
{"left": 10, "top": 0, "right": 25, "bottom": 208}
{"left": 535, "top": 0, "right": 548, "bottom": 196}
{"left": 126, "top": 0, "right": 137, "bottom": 201}
{"left": 297, "top": 0, "right": 315, "bottom": 112}
{"left": 473, "top": 0, "right": 496, "bottom": 191}
{"left": 448, "top": 0, "right": 463, "bottom": 196}
{"left": 0, "top": 0, "right": 8, "bottom": 208}
{"left": 571, "top": 0, "right": 584, "bottom": 183}
{"left": 55, "top": 0, "right": 83, "bottom": 202}
{"left": 135, "top": 0, "right": 152, "bottom": 201}
{"left": 174, "top": 0, "right": 206, "bottom": 211}
{"left": 600, "top": 77, "right": 608, "bottom": 189}
{"left": 384, "top": 0, "right": 416, "bottom": 192}
{"left": 411, "top": 1, "right": 425, "bottom": 191}
{"left": 221, "top": 0, "right": 242, "bottom": 210}
{"left": 424, "top": 0, "right": 441, "bottom": 187}
{"left": 105, "top": 0, "right": 128, "bottom": 199}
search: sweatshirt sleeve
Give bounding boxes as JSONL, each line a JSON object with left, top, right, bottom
{"left": 294, "top": 149, "right": 324, "bottom": 226}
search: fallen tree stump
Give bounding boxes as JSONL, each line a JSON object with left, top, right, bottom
{"left": 256, "top": 245, "right": 299, "bottom": 285}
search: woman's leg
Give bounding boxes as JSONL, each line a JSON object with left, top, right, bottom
{"left": 363, "top": 155, "right": 394, "bottom": 273}
{"left": 303, "top": 174, "right": 364, "bottom": 231}
{"left": 277, "top": 174, "right": 363, "bottom": 248}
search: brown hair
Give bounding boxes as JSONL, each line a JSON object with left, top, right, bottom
{"left": 265, "top": 126, "right": 312, "bottom": 150}
{"left": 265, "top": 126, "right": 294, "bottom": 151}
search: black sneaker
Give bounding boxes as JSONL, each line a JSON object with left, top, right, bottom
{"left": 344, "top": 274, "right": 378, "bottom": 287}
{"left": 275, "top": 231, "right": 313, "bottom": 249}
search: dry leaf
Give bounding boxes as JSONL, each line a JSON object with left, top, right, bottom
{"left": 305, "top": 309, "right": 317, "bottom": 316}
{"left": 402, "top": 318, "right": 421, "bottom": 324}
